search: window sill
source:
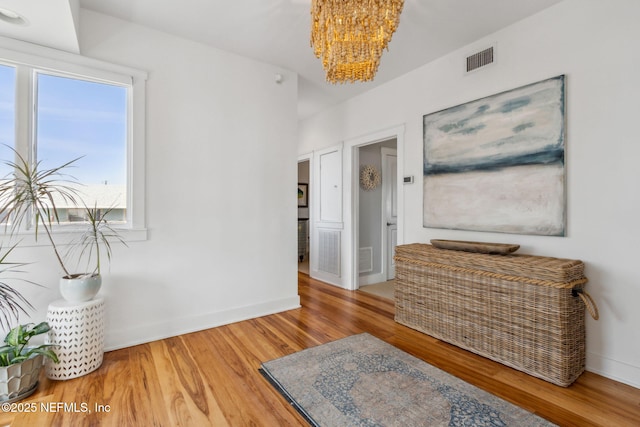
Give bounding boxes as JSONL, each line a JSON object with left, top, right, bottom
{"left": 4, "top": 227, "right": 148, "bottom": 247}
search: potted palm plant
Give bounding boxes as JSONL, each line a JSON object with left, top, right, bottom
{"left": 0, "top": 148, "right": 126, "bottom": 302}
{"left": 59, "top": 203, "right": 126, "bottom": 302}
{"left": 0, "top": 244, "right": 58, "bottom": 402}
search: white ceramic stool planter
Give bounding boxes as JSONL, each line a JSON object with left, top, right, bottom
{"left": 45, "top": 297, "right": 105, "bottom": 380}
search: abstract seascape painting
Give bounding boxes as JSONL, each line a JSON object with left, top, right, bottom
{"left": 423, "top": 75, "right": 566, "bottom": 236}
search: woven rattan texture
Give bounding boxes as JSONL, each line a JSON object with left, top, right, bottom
{"left": 395, "top": 243, "right": 585, "bottom": 286}
{"left": 394, "top": 244, "right": 587, "bottom": 387}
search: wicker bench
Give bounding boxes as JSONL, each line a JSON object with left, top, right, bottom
{"left": 394, "top": 243, "right": 596, "bottom": 386}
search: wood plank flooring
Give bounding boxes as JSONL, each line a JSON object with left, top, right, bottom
{"left": 2, "top": 272, "right": 639, "bottom": 426}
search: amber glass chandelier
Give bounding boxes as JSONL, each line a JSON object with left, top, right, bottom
{"left": 310, "top": 0, "right": 404, "bottom": 84}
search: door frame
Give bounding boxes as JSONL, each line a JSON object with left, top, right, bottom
{"left": 344, "top": 124, "right": 405, "bottom": 290}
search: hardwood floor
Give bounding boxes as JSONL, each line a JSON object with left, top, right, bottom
{"left": 3, "top": 272, "right": 639, "bottom": 426}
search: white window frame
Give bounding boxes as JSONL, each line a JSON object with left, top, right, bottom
{"left": 0, "top": 38, "right": 147, "bottom": 242}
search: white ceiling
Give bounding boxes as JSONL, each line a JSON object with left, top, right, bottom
{"left": 0, "top": 0, "right": 565, "bottom": 119}
{"left": 0, "top": 0, "right": 80, "bottom": 53}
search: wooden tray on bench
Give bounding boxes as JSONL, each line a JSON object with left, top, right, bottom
{"left": 430, "top": 239, "right": 519, "bottom": 255}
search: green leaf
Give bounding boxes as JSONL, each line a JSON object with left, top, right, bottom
{"left": 0, "top": 351, "right": 11, "bottom": 366}
{"left": 30, "top": 321, "right": 51, "bottom": 336}
{"left": 22, "top": 345, "right": 59, "bottom": 364}
{"left": 4, "top": 323, "right": 23, "bottom": 347}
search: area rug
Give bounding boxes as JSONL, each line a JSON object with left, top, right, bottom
{"left": 260, "top": 333, "right": 555, "bottom": 427}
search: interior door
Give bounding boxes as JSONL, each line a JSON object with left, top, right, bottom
{"left": 382, "top": 147, "right": 397, "bottom": 280}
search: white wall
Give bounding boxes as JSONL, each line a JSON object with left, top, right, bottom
{"left": 6, "top": 9, "right": 300, "bottom": 349}
{"left": 299, "top": 0, "right": 640, "bottom": 388}
{"left": 358, "top": 145, "right": 384, "bottom": 279}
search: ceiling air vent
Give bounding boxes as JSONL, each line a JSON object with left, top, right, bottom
{"left": 466, "top": 46, "right": 494, "bottom": 73}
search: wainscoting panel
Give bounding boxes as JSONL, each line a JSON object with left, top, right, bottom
{"left": 318, "top": 229, "right": 341, "bottom": 277}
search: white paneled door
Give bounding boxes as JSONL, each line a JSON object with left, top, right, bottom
{"left": 312, "top": 144, "right": 344, "bottom": 286}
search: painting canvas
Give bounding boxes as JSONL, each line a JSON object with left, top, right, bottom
{"left": 298, "top": 183, "right": 308, "bottom": 207}
{"left": 423, "top": 75, "right": 566, "bottom": 236}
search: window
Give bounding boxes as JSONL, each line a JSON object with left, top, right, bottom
{"left": 0, "top": 64, "right": 15, "bottom": 177}
{"left": 35, "top": 73, "right": 128, "bottom": 223}
{"left": 0, "top": 42, "right": 147, "bottom": 238}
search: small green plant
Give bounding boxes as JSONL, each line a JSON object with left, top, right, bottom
{"left": 0, "top": 322, "right": 59, "bottom": 366}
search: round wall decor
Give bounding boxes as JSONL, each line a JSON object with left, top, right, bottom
{"left": 360, "top": 165, "right": 381, "bottom": 191}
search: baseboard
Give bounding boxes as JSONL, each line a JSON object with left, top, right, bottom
{"left": 587, "top": 351, "right": 640, "bottom": 389}
{"left": 104, "top": 295, "right": 301, "bottom": 351}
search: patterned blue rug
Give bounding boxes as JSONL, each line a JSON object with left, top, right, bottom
{"left": 260, "top": 333, "right": 556, "bottom": 426}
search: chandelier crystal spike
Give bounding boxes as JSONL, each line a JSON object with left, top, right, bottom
{"left": 310, "top": 0, "right": 404, "bottom": 84}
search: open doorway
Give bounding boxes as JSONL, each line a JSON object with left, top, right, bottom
{"left": 298, "top": 159, "right": 310, "bottom": 274}
{"left": 357, "top": 138, "right": 397, "bottom": 288}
